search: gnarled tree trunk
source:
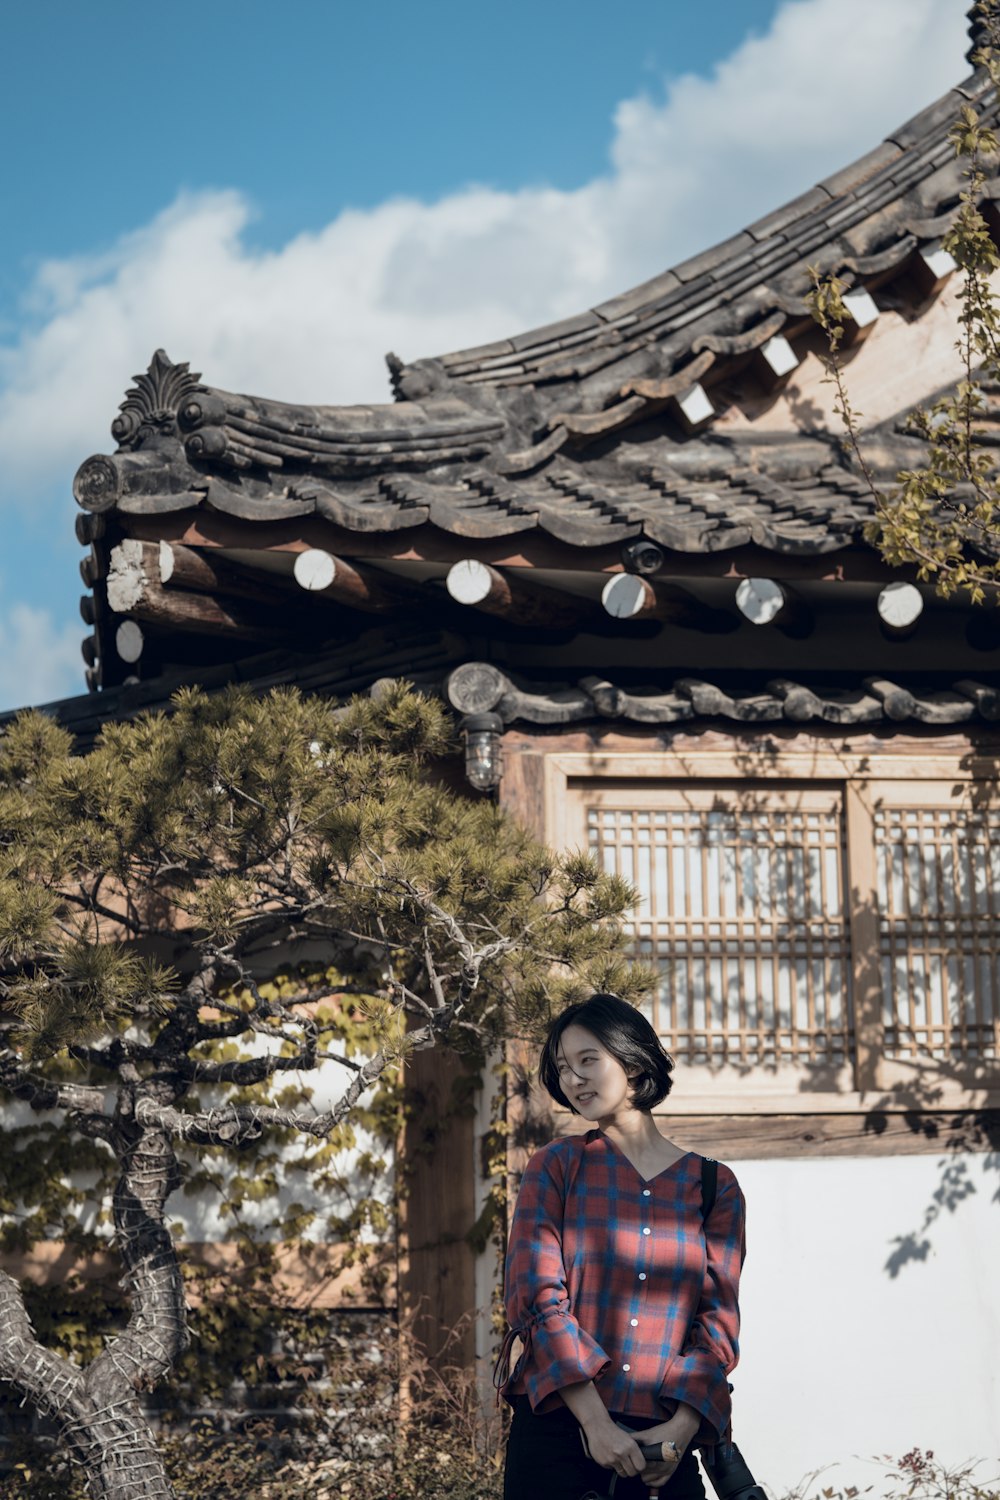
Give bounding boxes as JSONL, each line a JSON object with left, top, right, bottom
{"left": 0, "top": 1081, "right": 189, "bottom": 1499}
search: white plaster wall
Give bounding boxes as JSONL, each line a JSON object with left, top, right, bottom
{"left": 731, "top": 1154, "right": 1000, "bottom": 1499}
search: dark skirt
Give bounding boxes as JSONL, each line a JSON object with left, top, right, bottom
{"left": 503, "top": 1395, "right": 709, "bottom": 1500}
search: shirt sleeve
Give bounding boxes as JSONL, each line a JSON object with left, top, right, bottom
{"left": 495, "top": 1146, "right": 610, "bottom": 1409}
{"left": 660, "top": 1162, "right": 746, "bottom": 1443}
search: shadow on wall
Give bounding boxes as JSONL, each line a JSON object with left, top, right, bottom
{"left": 865, "top": 1106, "right": 1000, "bottom": 1277}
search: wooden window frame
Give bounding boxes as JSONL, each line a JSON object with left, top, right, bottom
{"left": 544, "top": 746, "right": 1000, "bottom": 1115}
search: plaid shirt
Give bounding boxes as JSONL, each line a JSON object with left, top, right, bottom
{"left": 494, "top": 1130, "right": 745, "bottom": 1442}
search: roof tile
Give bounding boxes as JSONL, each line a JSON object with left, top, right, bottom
{"left": 885, "top": 89, "right": 968, "bottom": 151}
{"left": 592, "top": 271, "right": 682, "bottom": 324}
{"left": 744, "top": 186, "right": 832, "bottom": 244}
{"left": 670, "top": 232, "right": 756, "bottom": 285}
{"left": 818, "top": 141, "right": 904, "bottom": 200}
{"left": 509, "top": 312, "right": 603, "bottom": 352}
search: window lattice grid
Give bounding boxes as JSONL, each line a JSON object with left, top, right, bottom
{"left": 875, "top": 805, "right": 1000, "bottom": 1060}
{"left": 587, "top": 799, "right": 854, "bottom": 1066}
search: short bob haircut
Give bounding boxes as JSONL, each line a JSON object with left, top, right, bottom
{"left": 538, "top": 993, "right": 674, "bottom": 1113}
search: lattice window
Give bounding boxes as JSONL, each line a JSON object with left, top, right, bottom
{"left": 586, "top": 788, "right": 853, "bottom": 1066}
{"left": 875, "top": 802, "right": 1000, "bottom": 1061}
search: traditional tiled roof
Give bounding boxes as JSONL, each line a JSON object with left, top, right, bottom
{"left": 74, "top": 46, "right": 999, "bottom": 549}
{"left": 76, "top": 393, "right": 876, "bottom": 554}
{"left": 443, "top": 662, "right": 1000, "bottom": 727}
{"left": 67, "top": 16, "right": 1000, "bottom": 698}
{"left": 402, "top": 68, "right": 998, "bottom": 447}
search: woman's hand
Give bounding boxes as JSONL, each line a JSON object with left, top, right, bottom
{"left": 581, "top": 1417, "right": 647, "bottom": 1479}
{"left": 643, "top": 1463, "right": 680, "bottom": 1494}
{"left": 631, "top": 1404, "right": 701, "bottom": 1490}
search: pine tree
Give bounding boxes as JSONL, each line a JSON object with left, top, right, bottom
{"left": 0, "top": 683, "right": 645, "bottom": 1498}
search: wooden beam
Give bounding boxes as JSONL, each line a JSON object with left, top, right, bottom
{"left": 291, "top": 546, "right": 414, "bottom": 613}
{"left": 158, "top": 540, "right": 282, "bottom": 602}
{"left": 445, "top": 559, "right": 587, "bottom": 630}
{"left": 753, "top": 333, "right": 800, "bottom": 389}
{"left": 109, "top": 539, "right": 285, "bottom": 613}
{"left": 75, "top": 511, "right": 106, "bottom": 545}
{"left": 601, "top": 574, "right": 737, "bottom": 633}
{"left": 79, "top": 548, "right": 101, "bottom": 588}
{"left": 877, "top": 582, "right": 923, "bottom": 639}
{"left": 105, "top": 540, "right": 314, "bottom": 646}
{"left": 160, "top": 539, "right": 416, "bottom": 616}
{"left": 841, "top": 286, "right": 880, "bottom": 343}
{"left": 115, "top": 620, "right": 144, "bottom": 664}
{"left": 588, "top": 1110, "right": 999, "bottom": 1159}
{"left": 734, "top": 577, "right": 813, "bottom": 637}
{"left": 911, "top": 242, "right": 957, "bottom": 297}
{"left": 106, "top": 538, "right": 424, "bottom": 645}
{"left": 126, "top": 580, "right": 305, "bottom": 645}
{"left": 121, "top": 509, "right": 912, "bottom": 585}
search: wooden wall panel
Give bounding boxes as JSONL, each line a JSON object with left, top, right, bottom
{"left": 499, "top": 743, "right": 546, "bottom": 841}
{"left": 0, "top": 1241, "right": 394, "bottom": 1310}
{"left": 550, "top": 1106, "right": 1000, "bottom": 1159}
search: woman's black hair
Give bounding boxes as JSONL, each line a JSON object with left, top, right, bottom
{"left": 538, "top": 993, "right": 674, "bottom": 1113}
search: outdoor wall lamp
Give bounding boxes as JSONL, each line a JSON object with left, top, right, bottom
{"left": 461, "top": 712, "right": 504, "bottom": 792}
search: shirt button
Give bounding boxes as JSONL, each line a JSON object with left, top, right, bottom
{"left": 622, "top": 1364, "right": 631, "bottom": 1372}
{"left": 642, "top": 1188, "right": 651, "bottom": 1196}
{"left": 642, "top": 1227, "right": 651, "bottom": 1236}
{"left": 630, "top": 1318, "right": 639, "bottom": 1326}
{"left": 639, "top": 1273, "right": 647, "bottom": 1281}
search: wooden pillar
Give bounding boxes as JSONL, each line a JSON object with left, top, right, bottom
{"left": 396, "top": 1041, "right": 478, "bottom": 1379}
{"left": 496, "top": 738, "right": 554, "bottom": 1226}
{"left": 844, "top": 779, "right": 885, "bottom": 1094}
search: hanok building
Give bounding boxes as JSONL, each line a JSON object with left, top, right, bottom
{"left": 37, "top": 8, "right": 1000, "bottom": 1488}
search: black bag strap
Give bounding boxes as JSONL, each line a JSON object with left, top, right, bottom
{"left": 695, "top": 1155, "right": 766, "bottom": 1500}
{"left": 700, "top": 1154, "right": 718, "bottom": 1221}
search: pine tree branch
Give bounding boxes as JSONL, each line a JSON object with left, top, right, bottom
{"left": 0, "top": 1048, "right": 109, "bottom": 1121}
{"left": 69, "top": 1039, "right": 155, "bottom": 1070}
{"left": 178, "top": 1043, "right": 318, "bottom": 1085}
{"left": 60, "top": 886, "right": 144, "bottom": 936}
{"left": 0, "top": 1270, "right": 84, "bottom": 1417}
{"left": 135, "top": 1045, "right": 396, "bottom": 1144}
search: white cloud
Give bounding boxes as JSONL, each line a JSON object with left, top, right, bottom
{"left": 0, "top": 0, "right": 970, "bottom": 706}
{"left": 0, "top": 601, "right": 83, "bottom": 708}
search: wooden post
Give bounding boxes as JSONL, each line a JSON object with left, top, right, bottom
{"left": 844, "top": 780, "right": 885, "bottom": 1094}
{"left": 396, "top": 1041, "right": 478, "bottom": 1388}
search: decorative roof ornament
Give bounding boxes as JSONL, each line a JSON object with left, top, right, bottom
{"left": 111, "top": 349, "right": 205, "bottom": 449}
{"left": 967, "top": 0, "right": 997, "bottom": 64}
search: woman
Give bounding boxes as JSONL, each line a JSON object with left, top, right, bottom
{"left": 494, "top": 994, "right": 746, "bottom": 1500}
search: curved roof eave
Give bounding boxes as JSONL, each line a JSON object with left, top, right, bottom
{"left": 407, "top": 60, "right": 997, "bottom": 421}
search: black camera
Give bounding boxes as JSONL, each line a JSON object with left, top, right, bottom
{"left": 701, "top": 1441, "right": 769, "bottom": 1500}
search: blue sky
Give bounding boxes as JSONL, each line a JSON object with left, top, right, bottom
{"left": 0, "top": 0, "right": 970, "bottom": 710}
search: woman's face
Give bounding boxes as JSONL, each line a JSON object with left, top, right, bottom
{"left": 554, "top": 1023, "right": 639, "bottom": 1121}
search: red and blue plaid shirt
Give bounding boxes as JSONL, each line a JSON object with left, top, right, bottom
{"left": 494, "top": 1130, "right": 745, "bottom": 1442}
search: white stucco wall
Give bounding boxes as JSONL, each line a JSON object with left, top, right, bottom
{"left": 732, "top": 1154, "right": 1000, "bottom": 1499}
